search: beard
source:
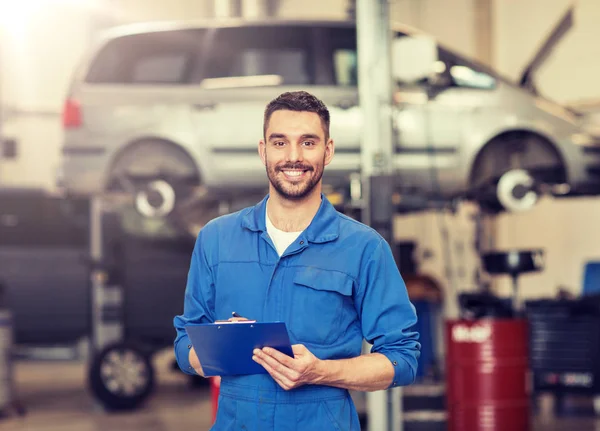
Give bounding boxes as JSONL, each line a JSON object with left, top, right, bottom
{"left": 265, "top": 156, "right": 325, "bottom": 201}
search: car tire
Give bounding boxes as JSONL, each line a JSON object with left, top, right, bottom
{"left": 88, "top": 342, "right": 155, "bottom": 411}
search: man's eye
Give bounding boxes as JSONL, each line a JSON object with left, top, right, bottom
{"left": 274, "top": 141, "right": 285, "bottom": 146}
{"left": 303, "top": 141, "right": 315, "bottom": 146}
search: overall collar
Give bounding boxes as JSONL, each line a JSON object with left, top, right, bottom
{"left": 241, "top": 193, "right": 340, "bottom": 244}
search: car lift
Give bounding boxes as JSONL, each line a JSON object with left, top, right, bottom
{"left": 87, "top": 195, "right": 155, "bottom": 411}
{"left": 356, "top": 1, "right": 403, "bottom": 430}
{"left": 89, "top": 195, "right": 124, "bottom": 354}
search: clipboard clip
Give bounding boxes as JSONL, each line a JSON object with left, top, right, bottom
{"left": 214, "top": 311, "right": 256, "bottom": 324}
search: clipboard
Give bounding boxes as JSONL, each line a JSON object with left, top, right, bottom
{"left": 185, "top": 321, "right": 294, "bottom": 377}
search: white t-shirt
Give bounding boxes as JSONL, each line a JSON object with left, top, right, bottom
{"left": 266, "top": 212, "right": 303, "bottom": 256}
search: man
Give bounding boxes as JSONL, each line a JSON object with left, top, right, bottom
{"left": 174, "top": 91, "right": 420, "bottom": 430}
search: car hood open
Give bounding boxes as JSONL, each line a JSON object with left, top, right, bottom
{"left": 518, "top": 6, "right": 574, "bottom": 93}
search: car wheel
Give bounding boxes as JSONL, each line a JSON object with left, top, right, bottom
{"left": 107, "top": 140, "right": 210, "bottom": 238}
{"left": 474, "top": 168, "right": 539, "bottom": 214}
{"left": 123, "top": 176, "right": 215, "bottom": 239}
{"left": 496, "top": 169, "right": 539, "bottom": 212}
{"left": 134, "top": 179, "right": 176, "bottom": 219}
{"left": 470, "top": 134, "right": 565, "bottom": 214}
{"left": 88, "top": 343, "right": 155, "bottom": 411}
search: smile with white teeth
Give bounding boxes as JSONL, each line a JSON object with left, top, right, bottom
{"left": 283, "top": 170, "right": 304, "bottom": 177}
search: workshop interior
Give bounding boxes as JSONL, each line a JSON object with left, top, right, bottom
{"left": 1, "top": 0, "right": 600, "bottom": 430}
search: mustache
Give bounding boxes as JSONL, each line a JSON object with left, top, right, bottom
{"left": 276, "top": 163, "right": 313, "bottom": 171}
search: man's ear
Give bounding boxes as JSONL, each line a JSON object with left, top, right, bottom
{"left": 259, "top": 140, "right": 267, "bottom": 166}
{"left": 324, "top": 138, "right": 335, "bottom": 166}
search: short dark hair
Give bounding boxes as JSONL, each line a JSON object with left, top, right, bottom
{"left": 263, "top": 91, "right": 330, "bottom": 140}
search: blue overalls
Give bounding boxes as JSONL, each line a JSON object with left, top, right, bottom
{"left": 174, "top": 195, "right": 420, "bottom": 431}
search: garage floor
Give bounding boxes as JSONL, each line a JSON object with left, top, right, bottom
{"left": 2, "top": 353, "right": 600, "bottom": 431}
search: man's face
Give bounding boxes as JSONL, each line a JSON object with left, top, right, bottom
{"left": 259, "top": 110, "right": 334, "bottom": 201}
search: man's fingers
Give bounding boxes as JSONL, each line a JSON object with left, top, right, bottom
{"left": 214, "top": 317, "right": 249, "bottom": 323}
{"left": 262, "top": 347, "right": 296, "bottom": 368}
{"left": 255, "top": 349, "right": 297, "bottom": 380}
{"left": 253, "top": 354, "right": 295, "bottom": 390}
{"left": 291, "top": 344, "right": 308, "bottom": 356}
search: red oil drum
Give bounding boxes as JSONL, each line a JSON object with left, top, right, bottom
{"left": 446, "top": 319, "right": 530, "bottom": 431}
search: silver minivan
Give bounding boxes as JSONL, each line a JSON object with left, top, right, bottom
{"left": 59, "top": 15, "right": 600, "bottom": 234}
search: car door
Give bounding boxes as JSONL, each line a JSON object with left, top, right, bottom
{"left": 392, "top": 39, "right": 464, "bottom": 193}
{"left": 427, "top": 47, "right": 499, "bottom": 190}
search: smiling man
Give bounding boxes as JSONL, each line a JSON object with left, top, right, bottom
{"left": 174, "top": 91, "right": 420, "bottom": 431}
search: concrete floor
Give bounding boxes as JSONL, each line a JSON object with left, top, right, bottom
{"left": 1, "top": 352, "right": 600, "bottom": 431}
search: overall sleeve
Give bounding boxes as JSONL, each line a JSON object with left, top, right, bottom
{"left": 355, "top": 238, "right": 421, "bottom": 387}
{"left": 173, "top": 229, "right": 216, "bottom": 375}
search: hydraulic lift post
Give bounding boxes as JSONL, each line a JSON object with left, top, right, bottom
{"left": 356, "top": 1, "right": 402, "bottom": 430}
{"left": 89, "top": 196, "right": 124, "bottom": 355}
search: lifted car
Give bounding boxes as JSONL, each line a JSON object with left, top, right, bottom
{"left": 58, "top": 11, "right": 600, "bottom": 236}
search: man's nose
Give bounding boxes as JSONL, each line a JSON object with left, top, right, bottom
{"left": 286, "top": 144, "right": 303, "bottom": 162}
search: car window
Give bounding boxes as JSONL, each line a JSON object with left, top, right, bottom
{"left": 328, "top": 27, "right": 358, "bottom": 86}
{"left": 197, "top": 25, "right": 360, "bottom": 88}
{"left": 200, "top": 26, "right": 313, "bottom": 86}
{"left": 86, "top": 25, "right": 363, "bottom": 88}
{"left": 449, "top": 64, "right": 496, "bottom": 89}
{"left": 439, "top": 47, "right": 496, "bottom": 90}
{"left": 333, "top": 49, "right": 358, "bottom": 86}
{"left": 85, "top": 29, "right": 206, "bottom": 84}
{"left": 132, "top": 53, "right": 189, "bottom": 84}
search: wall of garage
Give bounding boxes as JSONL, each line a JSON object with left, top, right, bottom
{"left": 494, "top": 197, "right": 600, "bottom": 300}
{"left": 493, "top": 0, "right": 600, "bottom": 105}
{"left": 0, "top": 2, "right": 118, "bottom": 189}
{"left": 116, "top": 0, "right": 478, "bottom": 57}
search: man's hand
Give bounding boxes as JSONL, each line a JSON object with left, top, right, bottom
{"left": 252, "top": 344, "right": 324, "bottom": 390}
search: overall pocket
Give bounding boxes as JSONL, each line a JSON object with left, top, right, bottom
{"left": 321, "top": 401, "right": 343, "bottom": 431}
{"left": 211, "top": 394, "right": 237, "bottom": 431}
{"left": 290, "top": 267, "right": 354, "bottom": 346}
{"left": 321, "top": 397, "right": 359, "bottom": 431}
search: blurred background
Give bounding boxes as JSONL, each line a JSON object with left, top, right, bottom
{"left": 1, "top": 0, "right": 600, "bottom": 430}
